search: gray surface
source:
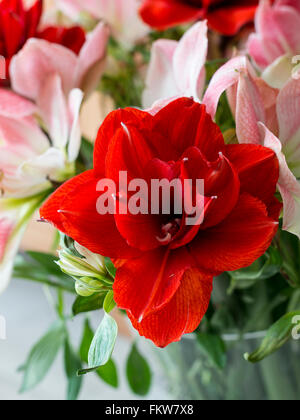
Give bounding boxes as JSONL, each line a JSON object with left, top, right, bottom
{"left": 0, "top": 278, "right": 169, "bottom": 400}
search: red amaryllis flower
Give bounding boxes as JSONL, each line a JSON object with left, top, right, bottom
{"left": 40, "top": 98, "right": 281, "bottom": 347}
{"left": 139, "top": 0, "right": 265, "bottom": 35}
{"left": 0, "top": 0, "right": 86, "bottom": 84}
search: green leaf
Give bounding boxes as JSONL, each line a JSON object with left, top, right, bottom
{"left": 103, "top": 291, "right": 116, "bottom": 313}
{"left": 79, "top": 319, "right": 94, "bottom": 364}
{"left": 14, "top": 252, "right": 75, "bottom": 293}
{"left": 229, "top": 248, "right": 282, "bottom": 292}
{"left": 20, "top": 321, "right": 66, "bottom": 393}
{"left": 72, "top": 293, "right": 105, "bottom": 316}
{"left": 64, "top": 339, "right": 83, "bottom": 401}
{"left": 78, "top": 137, "right": 94, "bottom": 170}
{"left": 196, "top": 332, "right": 227, "bottom": 369}
{"left": 104, "top": 257, "right": 116, "bottom": 278}
{"left": 96, "top": 359, "right": 118, "bottom": 388}
{"left": 245, "top": 310, "right": 300, "bottom": 363}
{"left": 78, "top": 313, "right": 118, "bottom": 375}
{"left": 279, "top": 230, "right": 300, "bottom": 287}
{"left": 126, "top": 343, "right": 152, "bottom": 396}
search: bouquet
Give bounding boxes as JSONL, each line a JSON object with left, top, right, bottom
{"left": 0, "top": 0, "right": 300, "bottom": 400}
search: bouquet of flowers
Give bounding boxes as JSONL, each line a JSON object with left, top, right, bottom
{"left": 1, "top": 0, "right": 300, "bottom": 400}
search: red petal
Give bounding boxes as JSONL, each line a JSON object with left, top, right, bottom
{"left": 94, "top": 107, "right": 152, "bottom": 178}
{"left": 189, "top": 193, "right": 279, "bottom": 273}
{"left": 38, "top": 26, "right": 86, "bottom": 55}
{"left": 152, "top": 98, "right": 224, "bottom": 162}
{"left": 225, "top": 144, "right": 279, "bottom": 216}
{"left": 207, "top": 5, "right": 257, "bottom": 36}
{"left": 26, "top": 0, "right": 42, "bottom": 39}
{"left": 128, "top": 269, "right": 213, "bottom": 347}
{"left": 113, "top": 247, "right": 196, "bottom": 322}
{"left": 139, "top": 0, "right": 204, "bottom": 30}
{"left": 40, "top": 170, "right": 95, "bottom": 232}
{"left": 40, "top": 170, "right": 139, "bottom": 259}
{"left": 1, "top": 10, "right": 24, "bottom": 57}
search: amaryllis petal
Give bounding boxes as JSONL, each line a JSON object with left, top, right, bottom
{"left": 10, "top": 38, "right": 77, "bottom": 100}
{"left": 68, "top": 88, "right": 84, "bottom": 162}
{"left": 277, "top": 76, "right": 300, "bottom": 145}
{"left": 37, "top": 73, "right": 69, "bottom": 149}
{"left": 189, "top": 193, "right": 279, "bottom": 273}
{"left": 139, "top": 0, "right": 203, "bottom": 31}
{"left": 128, "top": 269, "right": 213, "bottom": 347}
{"left": 0, "top": 88, "right": 37, "bottom": 118}
{"left": 225, "top": 144, "right": 280, "bottom": 213}
{"left": 142, "top": 39, "right": 178, "bottom": 109}
{"left": 259, "top": 123, "right": 300, "bottom": 238}
{"left": 143, "top": 21, "right": 208, "bottom": 108}
{"left": 114, "top": 246, "right": 195, "bottom": 322}
{"left": 173, "top": 21, "right": 208, "bottom": 100}
{"left": 40, "top": 170, "right": 140, "bottom": 259}
{"left": 94, "top": 107, "right": 153, "bottom": 177}
{"left": 234, "top": 70, "right": 266, "bottom": 144}
{"left": 152, "top": 98, "right": 224, "bottom": 161}
{"left": 207, "top": 4, "right": 257, "bottom": 36}
{"left": 74, "top": 21, "right": 110, "bottom": 95}
{"left": 203, "top": 56, "right": 248, "bottom": 119}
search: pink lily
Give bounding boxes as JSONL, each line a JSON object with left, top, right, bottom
{"left": 55, "top": 0, "right": 149, "bottom": 48}
{"left": 248, "top": 0, "right": 300, "bottom": 88}
{"left": 10, "top": 21, "right": 109, "bottom": 101}
{"left": 203, "top": 57, "right": 300, "bottom": 238}
{"left": 143, "top": 21, "right": 208, "bottom": 108}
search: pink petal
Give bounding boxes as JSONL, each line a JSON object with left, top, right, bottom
{"left": 259, "top": 122, "right": 300, "bottom": 238}
{"left": 68, "top": 88, "right": 84, "bottom": 162}
{"left": 203, "top": 56, "right": 248, "bottom": 119}
{"left": 143, "top": 39, "right": 178, "bottom": 108}
{"left": 277, "top": 76, "right": 300, "bottom": 144}
{"left": 37, "top": 73, "right": 69, "bottom": 149}
{"left": 75, "top": 22, "right": 110, "bottom": 95}
{"left": 0, "top": 89, "right": 36, "bottom": 118}
{"left": 10, "top": 38, "right": 77, "bottom": 100}
{"left": 235, "top": 71, "right": 266, "bottom": 144}
{"left": 173, "top": 21, "right": 208, "bottom": 100}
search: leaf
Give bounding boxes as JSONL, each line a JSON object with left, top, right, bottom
{"left": 103, "top": 291, "right": 116, "bottom": 313}
{"left": 78, "top": 137, "right": 94, "bottom": 169}
{"left": 78, "top": 313, "right": 118, "bottom": 375}
{"left": 64, "top": 338, "right": 83, "bottom": 401}
{"left": 79, "top": 319, "right": 94, "bottom": 364}
{"left": 196, "top": 332, "right": 227, "bottom": 369}
{"left": 72, "top": 293, "right": 105, "bottom": 316}
{"left": 229, "top": 248, "right": 282, "bottom": 292}
{"left": 20, "top": 322, "right": 66, "bottom": 392}
{"left": 104, "top": 257, "right": 116, "bottom": 278}
{"left": 126, "top": 343, "right": 152, "bottom": 396}
{"left": 96, "top": 359, "right": 118, "bottom": 388}
{"left": 245, "top": 311, "right": 300, "bottom": 363}
{"left": 279, "top": 230, "right": 300, "bottom": 287}
{"left": 14, "top": 252, "right": 75, "bottom": 293}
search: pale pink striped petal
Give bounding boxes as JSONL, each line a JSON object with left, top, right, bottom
{"left": 173, "top": 21, "right": 208, "bottom": 100}
{"left": 68, "top": 88, "right": 84, "bottom": 162}
{"left": 75, "top": 22, "right": 109, "bottom": 95}
{"left": 10, "top": 39, "right": 77, "bottom": 100}
{"left": 142, "top": 40, "right": 178, "bottom": 108}
{"left": 0, "top": 89, "right": 36, "bottom": 118}
{"left": 203, "top": 56, "right": 248, "bottom": 119}
{"left": 259, "top": 122, "right": 300, "bottom": 238}
{"left": 235, "top": 72, "right": 266, "bottom": 144}
{"left": 277, "top": 76, "right": 300, "bottom": 144}
{"left": 37, "top": 73, "right": 69, "bottom": 149}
